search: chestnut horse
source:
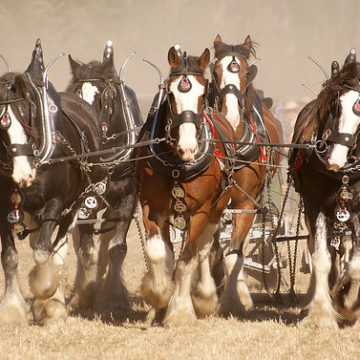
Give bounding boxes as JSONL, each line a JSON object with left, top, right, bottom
{"left": 210, "top": 35, "right": 281, "bottom": 315}
{"left": 0, "top": 40, "right": 104, "bottom": 325}
{"left": 65, "top": 41, "right": 142, "bottom": 314}
{"left": 289, "top": 49, "right": 360, "bottom": 328}
{"left": 136, "top": 47, "right": 237, "bottom": 326}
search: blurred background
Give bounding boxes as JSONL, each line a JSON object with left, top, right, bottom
{"left": 1, "top": 0, "right": 359, "bottom": 137}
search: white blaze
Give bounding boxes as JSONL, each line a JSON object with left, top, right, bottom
{"left": 219, "top": 56, "right": 241, "bottom": 129}
{"left": 169, "top": 75, "right": 204, "bottom": 161}
{"left": 80, "top": 82, "right": 99, "bottom": 105}
{"left": 328, "top": 90, "right": 360, "bottom": 170}
{"left": 6, "top": 107, "right": 35, "bottom": 186}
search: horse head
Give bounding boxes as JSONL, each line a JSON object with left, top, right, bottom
{"left": 211, "top": 34, "right": 257, "bottom": 129}
{"left": 0, "top": 39, "right": 62, "bottom": 187}
{"left": 317, "top": 48, "right": 360, "bottom": 171}
{"left": 67, "top": 40, "right": 118, "bottom": 108}
{"left": 165, "top": 46, "right": 210, "bottom": 162}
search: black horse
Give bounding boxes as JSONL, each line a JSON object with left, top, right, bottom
{"left": 0, "top": 39, "right": 107, "bottom": 325}
{"left": 289, "top": 49, "right": 360, "bottom": 328}
{"left": 65, "top": 41, "right": 143, "bottom": 313}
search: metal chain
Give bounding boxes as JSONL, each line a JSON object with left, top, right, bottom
{"left": 232, "top": 179, "right": 264, "bottom": 211}
{"left": 272, "top": 178, "right": 292, "bottom": 298}
{"left": 288, "top": 196, "right": 303, "bottom": 303}
{"left": 134, "top": 205, "right": 149, "bottom": 272}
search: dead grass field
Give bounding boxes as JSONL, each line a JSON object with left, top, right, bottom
{"left": 1, "top": 215, "right": 360, "bottom": 360}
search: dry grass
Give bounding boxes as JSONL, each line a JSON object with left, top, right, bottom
{"left": 1, "top": 220, "right": 360, "bottom": 360}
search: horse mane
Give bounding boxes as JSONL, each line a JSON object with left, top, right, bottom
{"left": 68, "top": 59, "right": 118, "bottom": 83}
{"left": 314, "top": 61, "right": 360, "bottom": 126}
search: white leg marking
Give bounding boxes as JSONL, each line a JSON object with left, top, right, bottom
{"left": 193, "top": 223, "right": 218, "bottom": 317}
{"left": 303, "top": 212, "right": 338, "bottom": 329}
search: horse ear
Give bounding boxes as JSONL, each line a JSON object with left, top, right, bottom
{"left": 243, "top": 35, "right": 253, "bottom": 59}
{"left": 214, "top": 34, "right": 222, "bottom": 48}
{"left": 168, "top": 47, "right": 180, "bottom": 69}
{"left": 25, "top": 38, "right": 45, "bottom": 82}
{"left": 68, "top": 54, "right": 81, "bottom": 75}
{"left": 331, "top": 61, "right": 340, "bottom": 77}
{"left": 345, "top": 48, "right": 356, "bottom": 64}
{"left": 103, "top": 40, "right": 114, "bottom": 64}
{"left": 198, "top": 48, "right": 210, "bottom": 71}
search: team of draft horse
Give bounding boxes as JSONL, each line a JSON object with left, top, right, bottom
{"left": 0, "top": 35, "right": 360, "bottom": 330}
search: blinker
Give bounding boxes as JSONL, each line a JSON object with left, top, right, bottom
{"left": 178, "top": 75, "right": 192, "bottom": 93}
{"left": 227, "top": 57, "right": 240, "bottom": 73}
{"left": 353, "top": 98, "right": 360, "bottom": 116}
{"left": 0, "top": 112, "right": 11, "bottom": 128}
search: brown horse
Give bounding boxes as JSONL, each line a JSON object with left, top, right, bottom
{"left": 289, "top": 49, "right": 360, "bottom": 328}
{"left": 210, "top": 35, "right": 281, "bottom": 315}
{"left": 136, "top": 47, "right": 237, "bottom": 326}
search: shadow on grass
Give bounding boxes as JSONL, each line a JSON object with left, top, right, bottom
{"left": 67, "top": 293, "right": 149, "bottom": 327}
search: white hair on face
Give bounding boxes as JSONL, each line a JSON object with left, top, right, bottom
{"left": 6, "top": 106, "right": 35, "bottom": 185}
{"left": 169, "top": 75, "right": 205, "bottom": 161}
{"left": 218, "top": 56, "right": 241, "bottom": 129}
{"left": 81, "top": 82, "right": 99, "bottom": 105}
{"left": 328, "top": 90, "right": 360, "bottom": 169}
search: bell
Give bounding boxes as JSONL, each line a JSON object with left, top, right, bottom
{"left": 78, "top": 207, "right": 90, "bottom": 219}
{"left": 173, "top": 215, "right": 187, "bottom": 230}
{"left": 94, "top": 180, "right": 107, "bottom": 195}
{"left": 336, "top": 209, "right": 350, "bottom": 222}
{"left": 330, "top": 236, "right": 340, "bottom": 250}
{"left": 10, "top": 192, "right": 22, "bottom": 206}
{"left": 84, "top": 196, "right": 98, "bottom": 209}
{"left": 172, "top": 185, "right": 185, "bottom": 199}
{"left": 173, "top": 200, "right": 187, "bottom": 213}
{"left": 7, "top": 210, "right": 21, "bottom": 224}
{"left": 1, "top": 112, "right": 11, "bottom": 128}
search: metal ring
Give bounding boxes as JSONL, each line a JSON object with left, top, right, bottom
{"left": 315, "top": 140, "right": 327, "bottom": 154}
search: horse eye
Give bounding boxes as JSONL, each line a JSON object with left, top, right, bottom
{"left": 76, "top": 89, "right": 82, "bottom": 97}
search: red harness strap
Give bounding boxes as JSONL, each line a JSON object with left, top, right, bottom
{"left": 203, "top": 112, "right": 223, "bottom": 157}
{"left": 295, "top": 150, "right": 304, "bottom": 170}
{"left": 249, "top": 116, "right": 267, "bottom": 161}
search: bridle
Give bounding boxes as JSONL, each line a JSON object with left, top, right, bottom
{"left": 211, "top": 47, "right": 257, "bottom": 111}
{"left": 165, "top": 52, "right": 208, "bottom": 143}
{"left": 0, "top": 81, "right": 38, "bottom": 161}
{"left": 318, "top": 84, "right": 360, "bottom": 151}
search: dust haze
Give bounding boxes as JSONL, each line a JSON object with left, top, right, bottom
{"left": 1, "top": 0, "right": 360, "bottom": 116}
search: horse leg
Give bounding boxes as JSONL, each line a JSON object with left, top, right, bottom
{"left": 70, "top": 224, "right": 105, "bottom": 310}
{"left": 94, "top": 189, "right": 137, "bottom": 315}
{"left": 302, "top": 211, "right": 338, "bottom": 329}
{"left": 29, "top": 205, "right": 74, "bottom": 324}
{"left": 335, "top": 216, "right": 360, "bottom": 321}
{"left": 164, "top": 210, "right": 210, "bottom": 327}
{"left": 140, "top": 203, "right": 174, "bottom": 310}
{"left": 219, "top": 211, "right": 254, "bottom": 316}
{"left": 192, "top": 222, "right": 219, "bottom": 318}
{"left": 0, "top": 223, "right": 28, "bottom": 326}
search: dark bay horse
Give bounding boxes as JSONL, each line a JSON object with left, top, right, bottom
{"left": 289, "top": 49, "right": 360, "bottom": 328}
{"left": 0, "top": 39, "right": 104, "bottom": 326}
{"left": 210, "top": 35, "right": 281, "bottom": 315}
{"left": 137, "top": 47, "right": 237, "bottom": 326}
{"left": 65, "top": 41, "right": 143, "bottom": 314}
